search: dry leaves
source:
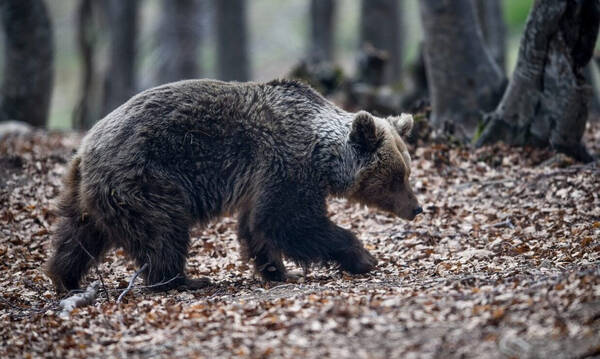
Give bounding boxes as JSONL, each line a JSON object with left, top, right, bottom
{"left": 1, "top": 122, "right": 599, "bottom": 358}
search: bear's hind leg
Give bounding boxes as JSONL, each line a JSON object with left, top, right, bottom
{"left": 127, "top": 224, "right": 211, "bottom": 291}
{"left": 238, "top": 210, "right": 287, "bottom": 282}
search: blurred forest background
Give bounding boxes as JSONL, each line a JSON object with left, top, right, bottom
{"left": 0, "top": 0, "right": 546, "bottom": 126}
{"left": 1, "top": 0, "right": 599, "bottom": 159}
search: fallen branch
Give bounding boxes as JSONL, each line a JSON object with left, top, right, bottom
{"left": 59, "top": 281, "right": 99, "bottom": 319}
{"left": 117, "top": 263, "right": 148, "bottom": 303}
{"left": 533, "top": 162, "right": 600, "bottom": 181}
{"left": 455, "top": 179, "right": 513, "bottom": 191}
{"left": 482, "top": 219, "right": 514, "bottom": 229}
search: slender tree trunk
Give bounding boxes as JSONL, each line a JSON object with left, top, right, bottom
{"left": 473, "top": 0, "right": 506, "bottom": 72}
{"left": 476, "top": 0, "right": 600, "bottom": 163}
{"left": 419, "top": 0, "right": 506, "bottom": 140}
{"left": 401, "top": 43, "right": 429, "bottom": 111}
{"left": 0, "top": 0, "right": 54, "bottom": 127}
{"left": 73, "top": 0, "right": 104, "bottom": 130}
{"left": 309, "top": 0, "right": 335, "bottom": 63}
{"left": 155, "top": 0, "right": 202, "bottom": 85}
{"left": 216, "top": 0, "right": 249, "bottom": 81}
{"left": 360, "top": 0, "right": 403, "bottom": 85}
{"left": 584, "top": 62, "right": 600, "bottom": 120}
{"left": 102, "top": 0, "right": 139, "bottom": 116}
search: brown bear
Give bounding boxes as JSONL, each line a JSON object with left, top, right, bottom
{"left": 46, "top": 79, "right": 421, "bottom": 292}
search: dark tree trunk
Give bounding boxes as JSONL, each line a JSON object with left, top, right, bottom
{"left": 309, "top": 0, "right": 335, "bottom": 63}
{"left": 584, "top": 61, "right": 600, "bottom": 119}
{"left": 216, "top": 0, "right": 249, "bottom": 81}
{"left": 73, "top": 0, "right": 104, "bottom": 130}
{"left": 360, "top": 0, "right": 403, "bottom": 85}
{"left": 473, "top": 0, "right": 506, "bottom": 72}
{"left": 0, "top": 0, "right": 54, "bottom": 127}
{"left": 155, "top": 0, "right": 202, "bottom": 85}
{"left": 347, "top": 45, "right": 401, "bottom": 116}
{"left": 476, "top": 0, "right": 600, "bottom": 163}
{"left": 419, "top": 0, "right": 506, "bottom": 140}
{"left": 401, "top": 43, "right": 429, "bottom": 111}
{"left": 102, "top": 0, "right": 139, "bottom": 116}
{"left": 356, "top": 45, "right": 388, "bottom": 87}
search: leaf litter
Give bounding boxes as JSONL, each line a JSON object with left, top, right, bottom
{"left": 0, "top": 122, "right": 599, "bottom": 358}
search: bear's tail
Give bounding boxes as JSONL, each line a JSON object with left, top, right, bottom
{"left": 45, "top": 156, "right": 108, "bottom": 293}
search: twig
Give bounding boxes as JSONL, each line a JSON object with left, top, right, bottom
{"left": 455, "top": 178, "right": 513, "bottom": 191}
{"left": 533, "top": 162, "right": 600, "bottom": 181}
{"left": 77, "top": 239, "right": 111, "bottom": 302}
{"left": 117, "top": 263, "right": 148, "bottom": 303}
{"left": 483, "top": 219, "right": 514, "bottom": 229}
{"left": 268, "top": 283, "right": 297, "bottom": 291}
{"left": 136, "top": 274, "right": 182, "bottom": 290}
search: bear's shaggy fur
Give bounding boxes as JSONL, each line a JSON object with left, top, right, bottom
{"left": 46, "top": 79, "right": 421, "bottom": 292}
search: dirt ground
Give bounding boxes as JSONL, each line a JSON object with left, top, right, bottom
{"left": 1, "top": 123, "right": 599, "bottom": 358}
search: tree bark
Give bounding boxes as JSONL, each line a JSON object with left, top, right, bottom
{"left": 476, "top": 0, "right": 600, "bottom": 163}
{"left": 584, "top": 61, "right": 600, "bottom": 120}
{"left": 72, "top": 0, "right": 104, "bottom": 130}
{"left": 309, "top": 0, "right": 335, "bottom": 64}
{"left": 360, "top": 0, "right": 403, "bottom": 85}
{"left": 473, "top": 0, "right": 506, "bottom": 71}
{"left": 216, "top": 0, "right": 249, "bottom": 81}
{"left": 401, "top": 43, "right": 429, "bottom": 111}
{"left": 155, "top": 0, "right": 202, "bottom": 85}
{"left": 419, "top": 0, "right": 506, "bottom": 140}
{"left": 0, "top": 0, "right": 54, "bottom": 127}
{"left": 102, "top": 0, "right": 139, "bottom": 116}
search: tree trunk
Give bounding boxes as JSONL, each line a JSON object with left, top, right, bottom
{"left": 584, "top": 61, "right": 600, "bottom": 120}
{"left": 102, "top": 0, "right": 139, "bottom": 116}
{"left": 419, "top": 0, "right": 506, "bottom": 140}
{"left": 216, "top": 0, "right": 249, "bottom": 81}
{"left": 401, "top": 43, "right": 429, "bottom": 111}
{"left": 476, "top": 0, "right": 600, "bottom": 163}
{"left": 155, "top": 0, "right": 202, "bottom": 85}
{"left": 0, "top": 0, "right": 54, "bottom": 127}
{"left": 356, "top": 45, "right": 388, "bottom": 87}
{"left": 473, "top": 0, "right": 506, "bottom": 72}
{"left": 72, "top": 0, "right": 104, "bottom": 130}
{"left": 360, "top": 0, "right": 403, "bottom": 85}
{"left": 309, "top": 0, "right": 335, "bottom": 64}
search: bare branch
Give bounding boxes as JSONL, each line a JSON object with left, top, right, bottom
{"left": 117, "top": 263, "right": 148, "bottom": 303}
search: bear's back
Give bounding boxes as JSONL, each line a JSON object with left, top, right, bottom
{"left": 77, "top": 79, "right": 353, "bottom": 206}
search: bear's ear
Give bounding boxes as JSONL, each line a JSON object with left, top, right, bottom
{"left": 349, "top": 111, "right": 382, "bottom": 151}
{"left": 387, "top": 113, "right": 414, "bottom": 137}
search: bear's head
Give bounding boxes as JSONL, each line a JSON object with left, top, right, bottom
{"left": 348, "top": 111, "right": 422, "bottom": 221}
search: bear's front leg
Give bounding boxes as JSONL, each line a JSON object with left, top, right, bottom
{"left": 250, "top": 186, "right": 378, "bottom": 276}
{"left": 271, "top": 219, "right": 377, "bottom": 275}
{"left": 327, "top": 225, "right": 378, "bottom": 275}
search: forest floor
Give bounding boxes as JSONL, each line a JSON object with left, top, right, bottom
{"left": 1, "top": 122, "right": 600, "bottom": 358}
